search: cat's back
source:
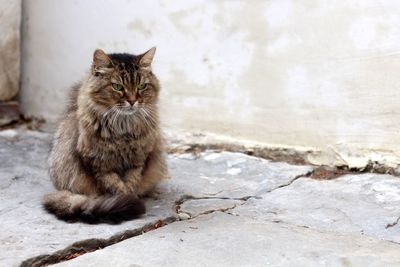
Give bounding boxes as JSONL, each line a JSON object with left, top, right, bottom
{"left": 50, "top": 84, "right": 81, "bottom": 159}
{"left": 65, "top": 83, "right": 81, "bottom": 115}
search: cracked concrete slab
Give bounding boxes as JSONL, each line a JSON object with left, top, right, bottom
{"left": 233, "top": 174, "right": 400, "bottom": 243}
{"left": 167, "top": 151, "right": 313, "bottom": 198}
{"left": 0, "top": 129, "right": 312, "bottom": 266}
{"left": 55, "top": 212, "right": 400, "bottom": 267}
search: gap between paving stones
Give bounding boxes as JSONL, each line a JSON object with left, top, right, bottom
{"left": 20, "top": 217, "right": 177, "bottom": 267}
{"left": 20, "top": 170, "right": 311, "bottom": 267}
{"left": 168, "top": 143, "right": 400, "bottom": 179}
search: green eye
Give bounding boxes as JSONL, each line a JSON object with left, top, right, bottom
{"left": 112, "top": 83, "right": 123, "bottom": 91}
{"left": 138, "top": 83, "right": 147, "bottom": 91}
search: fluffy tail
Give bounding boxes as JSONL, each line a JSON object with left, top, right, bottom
{"left": 43, "top": 190, "right": 146, "bottom": 224}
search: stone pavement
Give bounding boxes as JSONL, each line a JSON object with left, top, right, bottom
{"left": 1, "top": 130, "right": 400, "bottom": 266}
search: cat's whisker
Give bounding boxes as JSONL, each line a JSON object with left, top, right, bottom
{"left": 142, "top": 109, "right": 157, "bottom": 128}
{"left": 138, "top": 109, "right": 155, "bottom": 134}
{"left": 139, "top": 110, "right": 152, "bottom": 130}
{"left": 143, "top": 114, "right": 158, "bottom": 138}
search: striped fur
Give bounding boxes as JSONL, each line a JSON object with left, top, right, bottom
{"left": 44, "top": 48, "right": 168, "bottom": 224}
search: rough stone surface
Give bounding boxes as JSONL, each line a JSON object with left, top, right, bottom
{"left": 233, "top": 174, "right": 400, "bottom": 243}
{"left": 0, "top": 0, "right": 20, "bottom": 101}
{"left": 57, "top": 212, "right": 400, "bottom": 267}
{"left": 167, "top": 151, "right": 312, "bottom": 198}
{"left": 0, "top": 130, "right": 312, "bottom": 266}
{"left": 4, "top": 129, "right": 400, "bottom": 266}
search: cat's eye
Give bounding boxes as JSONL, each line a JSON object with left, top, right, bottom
{"left": 137, "top": 83, "right": 147, "bottom": 91}
{"left": 112, "top": 83, "right": 123, "bottom": 91}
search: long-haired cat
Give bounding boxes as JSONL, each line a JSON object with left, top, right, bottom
{"left": 43, "top": 47, "right": 168, "bottom": 224}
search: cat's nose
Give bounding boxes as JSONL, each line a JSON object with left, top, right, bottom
{"left": 126, "top": 97, "right": 136, "bottom": 106}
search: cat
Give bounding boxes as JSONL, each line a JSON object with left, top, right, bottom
{"left": 43, "top": 47, "right": 168, "bottom": 224}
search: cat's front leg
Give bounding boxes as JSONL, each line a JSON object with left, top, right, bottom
{"left": 124, "top": 167, "right": 143, "bottom": 194}
{"left": 97, "top": 172, "right": 129, "bottom": 195}
{"left": 137, "top": 151, "right": 168, "bottom": 197}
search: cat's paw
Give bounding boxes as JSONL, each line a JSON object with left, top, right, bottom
{"left": 104, "top": 180, "right": 130, "bottom": 195}
{"left": 124, "top": 182, "right": 138, "bottom": 194}
{"left": 142, "top": 190, "right": 161, "bottom": 200}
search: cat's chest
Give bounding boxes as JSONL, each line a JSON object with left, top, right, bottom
{"left": 80, "top": 135, "right": 153, "bottom": 173}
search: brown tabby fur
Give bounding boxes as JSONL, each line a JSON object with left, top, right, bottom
{"left": 43, "top": 47, "right": 168, "bottom": 224}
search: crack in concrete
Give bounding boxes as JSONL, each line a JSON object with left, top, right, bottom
{"left": 386, "top": 216, "right": 400, "bottom": 229}
{"left": 174, "top": 171, "right": 315, "bottom": 222}
{"left": 20, "top": 195, "right": 255, "bottom": 266}
{"left": 174, "top": 194, "right": 255, "bottom": 220}
{"left": 19, "top": 216, "right": 177, "bottom": 267}
{"left": 271, "top": 172, "right": 312, "bottom": 191}
{"left": 184, "top": 204, "right": 240, "bottom": 219}
{"left": 256, "top": 170, "right": 314, "bottom": 196}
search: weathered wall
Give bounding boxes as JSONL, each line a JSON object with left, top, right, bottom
{"left": 0, "top": 0, "right": 20, "bottom": 101}
{"left": 20, "top": 0, "right": 400, "bottom": 167}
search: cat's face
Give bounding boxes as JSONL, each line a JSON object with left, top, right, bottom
{"left": 88, "top": 48, "right": 159, "bottom": 115}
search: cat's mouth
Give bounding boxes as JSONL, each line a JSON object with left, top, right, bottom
{"left": 119, "top": 106, "right": 137, "bottom": 114}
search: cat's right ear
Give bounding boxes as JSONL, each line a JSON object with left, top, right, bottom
{"left": 92, "top": 49, "right": 112, "bottom": 76}
{"left": 138, "top": 47, "right": 156, "bottom": 70}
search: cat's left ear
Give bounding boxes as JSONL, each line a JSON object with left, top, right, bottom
{"left": 138, "top": 47, "right": 156, "bottom": 69}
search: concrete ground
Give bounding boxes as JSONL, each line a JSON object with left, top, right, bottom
{"left": 1, "top": 129, "right": 400, "bottom": 267}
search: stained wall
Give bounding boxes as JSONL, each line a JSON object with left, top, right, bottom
{"left": 20, "top": 1, "right": 400, "bottom": 167}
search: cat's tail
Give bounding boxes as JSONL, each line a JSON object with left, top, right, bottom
{"left": 43, "top": 190, "right": 145, "bottom": 224}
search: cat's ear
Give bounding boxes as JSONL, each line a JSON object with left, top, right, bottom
{"left": 138, "top": 47, "right": 156, "bottom": 69}
{"left": 92, "top": 49, "right": 112, "bottom": 75}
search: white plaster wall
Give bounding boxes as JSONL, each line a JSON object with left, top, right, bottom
{"left": 0, "top": 0, "right": 20, "bottom": 101}
{"left": 21, "top": 0, "right": 400, "bottom": 167}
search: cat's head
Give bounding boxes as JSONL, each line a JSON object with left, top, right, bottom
{"left": 86, "top": 47, "right": 159, "bottom": 115}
